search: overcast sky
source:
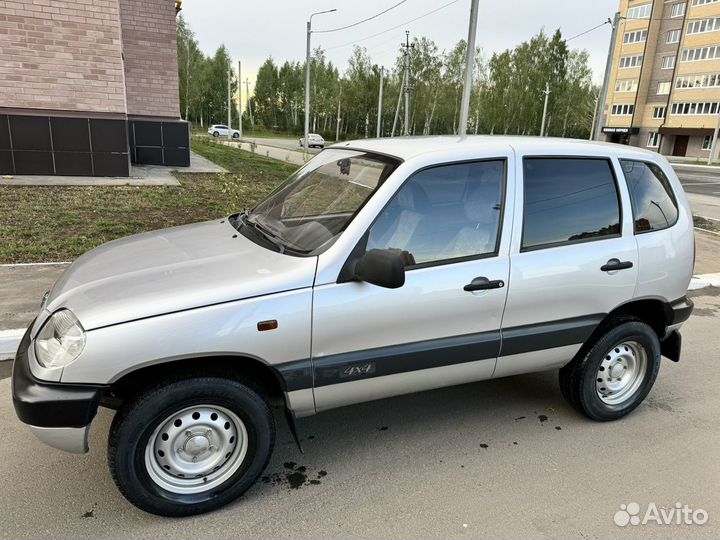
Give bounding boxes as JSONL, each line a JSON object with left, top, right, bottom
{"left": 182, "top": 0, "right": 619, "bottom": 101}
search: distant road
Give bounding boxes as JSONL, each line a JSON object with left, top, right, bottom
{"left": 244, "top": 137, "right": 323, "bottom": 154}
{"left": 672, "top": 165, "right": 720, "bottom": 221}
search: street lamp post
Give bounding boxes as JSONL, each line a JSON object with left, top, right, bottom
{"left": 304, "top": 9, "right": 336, "bottom": 154}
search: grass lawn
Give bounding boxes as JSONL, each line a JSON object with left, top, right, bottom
{"left": 0, "top": 139, "right": 297, "bottom": 263}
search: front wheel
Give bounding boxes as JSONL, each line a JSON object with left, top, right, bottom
{"left": 212, "top": 131, "right": 219, "bottom": 137}
{"left": 559, "top": 320, "right": 661, "bottom": 421}
{"left": 232, "top": 132, "right": 239, "bottom": 139}
{"left": 108, "top": 376, "right": 275, "bottom": 516}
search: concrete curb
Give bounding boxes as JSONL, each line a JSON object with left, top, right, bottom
{"left": 0, "top": 329, "right": 24, "bottom": 361}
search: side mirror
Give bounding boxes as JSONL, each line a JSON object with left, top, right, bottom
{"left": 353, "top": 249, "right": 405, "bottom": 289}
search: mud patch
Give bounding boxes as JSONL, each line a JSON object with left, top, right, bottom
{"left": 81, "top": 503, "right": 96, "bottom": 519}
{"left": 690, "top": 307, "right": 719, "bottom": 317}
{"left": 480, "top": 443, "right": 489, "bottom": 449}
{"left": 262, "top": 464, "right": 328, "bottom": 490}
{"left": 538, "top": 414, "right": 548, "bottom": 423}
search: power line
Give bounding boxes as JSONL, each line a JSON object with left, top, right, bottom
{"left": 566, "top": 19, "right": 612, "bottom": 42}
{"left": 314, "top": 0, "right": 409, "bottom": 34}
{"left": 323, "top": 0, "right": 461, "bottom": 50}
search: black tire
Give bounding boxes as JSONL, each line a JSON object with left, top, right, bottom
{"left": 213, "top": 131, "right": 219, "bottom": 137}
{"left": 108, "top": 376, "right": 275, "bottom": 517}
{"left": 232, "top": 132, "right": 239, "bottom": 139}
{"left": 559, "top": 319, "right": 661, "bottom": 421}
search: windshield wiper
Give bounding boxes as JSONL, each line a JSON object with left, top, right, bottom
{"left": 246, "top": 216, "right": 287, "bottom": 254}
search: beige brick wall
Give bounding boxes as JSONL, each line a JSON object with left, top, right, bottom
{"left": 0, "top": 0, "right": 126, "bottom": 114}
{"left": 119, "top": 0, "right": 179, "bottom": 118}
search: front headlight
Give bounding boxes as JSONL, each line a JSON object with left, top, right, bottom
{"left": 34, "top": 309, "right": 86, "bottom": 369}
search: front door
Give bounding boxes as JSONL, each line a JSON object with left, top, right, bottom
{"left": 311, "top": 158, "right": 513, "bottom": 412}
{"left": 673, "top": 135, "right": 689, "bottom": 157}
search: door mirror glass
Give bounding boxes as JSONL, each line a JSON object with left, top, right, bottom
{"left": 353, "top": 249, "right": 406, "bottom": 289}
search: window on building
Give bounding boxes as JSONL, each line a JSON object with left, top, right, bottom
{"left": 647, "top": 132, "right": 661, "bottom": 147}
{"left": 671, "top": 101, "right": 720, "bottom": 115}
{"left": 612, "top": 104, "right": 635, "bottom": 115}
{"left": 667, "top": 29, "right": 682, "bottom": 43}
{"left": 653, "top": 106, "right": 666, "bottom": 119}
{"left": 624, "top": 29, "right": 648, "bottom": 44}
{"left": 692, "top": 0, "right": 720, "bottom": 5}
{"left": 661, "top": 55, "right": 676, "bottom": 70}
{"left": 367, "top": 160, "right": 505, "bottom": 265}
{"left": 681, "top": 45, "right": 720, "bottom": 62}
{"left": 619, "top": 55, "right": 643, "bottom": 69}
{"left": 620, "top": 160, "right": 679, "bottom": 233}
{"left": 703, "top": 135, "right": 714, "bottom": 150}
{"left": 628, "top": 3, "right": 652, "bottom": 18}
{"left": 687, "top": 17, "right": 720, "bottom": 35}
{"left": 657, "top": 81, "right": 672, "bottom": 94}
{"left": 676, "top": 73, "right": 720, "bottom": 88}
{"left": 521, "top": 158, "right": 621, "bottom": 250}
{"left": 671, "top": 3, "right": 687, "bottom": 17}
{"left": 615, "top": 79, "right": 639, "bottom": 92}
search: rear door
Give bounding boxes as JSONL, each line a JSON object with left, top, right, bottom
{"left": 311, "top": 157, "right": 515, "bottom": 412}
{"left": 496, "top": 154, "right": 638, "bottom": 378}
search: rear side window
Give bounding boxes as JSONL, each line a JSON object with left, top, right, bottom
{"left": 522, "top": 158, "right": 621, "bottom": 250}
{"left": 620, "top": 160, "right": 679, "bottom": 232}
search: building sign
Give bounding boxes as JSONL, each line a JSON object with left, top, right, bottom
{"left": 602, "top": 127, "right": 639, "bottom": 134}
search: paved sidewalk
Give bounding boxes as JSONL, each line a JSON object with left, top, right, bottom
{"left": 217, "top": 140, "right": 310, "bottom": 166}
{"left": 0, "top": 151, "right": 225, "bottom": 186}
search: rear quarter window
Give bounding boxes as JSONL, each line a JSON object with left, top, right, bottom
{"left": 521, "top": 157, "right": 621, "bottom": 250}
{"left": 620, "top": 160, "right": 679, "bottom": 233}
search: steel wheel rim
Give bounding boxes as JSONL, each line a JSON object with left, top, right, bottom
{"left": 596, "top": 340, "right": 648, "bottom": 405}
{"left": 144, "top": 405, "right": 249, "bottom": 495}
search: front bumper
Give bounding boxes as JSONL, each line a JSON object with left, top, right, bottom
{"left": 11, "top": 324, "right": 106, "bottom": 453}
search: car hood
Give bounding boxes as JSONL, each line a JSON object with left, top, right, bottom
{"left": 38, "top": 220, "right": 318, "bottom": 331}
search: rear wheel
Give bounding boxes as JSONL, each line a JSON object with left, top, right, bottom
{"left": 559, "top": 320, "right": 661, "bottom": 421}
{"left": 108, "top": 376, "right": 275, "bottom": 516}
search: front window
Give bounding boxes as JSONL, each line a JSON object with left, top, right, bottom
{"left": 235, "top": 149, "right": 400, "bottom": 255}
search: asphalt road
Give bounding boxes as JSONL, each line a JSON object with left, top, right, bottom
{"left": 245, "top": 136, "right": 324, "bottom": 154}
{"left": 1, "top": 286, "right": 719, "bottom": 539}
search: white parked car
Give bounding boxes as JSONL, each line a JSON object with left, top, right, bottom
{"left": 208, "top": 124, "right": 240, "bottom": 139}
{"left": 12, "top": 137, "right": 694, "bottom": 516}
{"left": 299, "top": 133, "right": 325, "bottom": 148}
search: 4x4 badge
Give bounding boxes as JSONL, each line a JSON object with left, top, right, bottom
{"left": 340, "top": 363, "right": 376, "bottom": 378}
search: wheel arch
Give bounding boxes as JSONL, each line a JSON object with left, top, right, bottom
{"left": 106, "top": 354, "right": 288, "bottom": 410}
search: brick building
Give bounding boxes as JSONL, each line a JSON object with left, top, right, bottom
{"left": 0, "top": 0, "right": 188, "bottom": 176}
{"left": 602, "top": 0, "right": 720, "bottom": 159}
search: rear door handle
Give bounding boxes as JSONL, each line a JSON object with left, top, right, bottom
{"left": 601, "top": 258, "right": 634, "bottom": 272}
{"left": 464, "top": 277, "right": 505, "bottom": 292}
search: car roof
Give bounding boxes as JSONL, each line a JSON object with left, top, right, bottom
{"left": 329, "top": 135, "right": 662, "bottom": 162}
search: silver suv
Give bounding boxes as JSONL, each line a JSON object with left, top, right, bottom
{"left": 12, "top": 137, "right": 694, "bottom": 516}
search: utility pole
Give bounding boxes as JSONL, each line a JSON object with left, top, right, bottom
{"left": 376, "top": 66, "right": 385, "bottom": 138}
{"left": 304, "top": 9, "right": 337, "bottom": 154}
{"left": 594, "top": 13, "right": 620, "bottom": 141}
{"left": 401, "top": 31, "right": 414, "bottom": 136}
{"left": 540, "top": 82, "right": 551, "bottom": 137}
{"left": 227, "top": 62, "right": 232, "bottom": 140}
{"left": 708, "top": 112, "right": 720, "bottom": 164}
{"left": 459, "top": 0, "right": 479, "bottom": 136}
{"left": 590, "top": 92, "right": 599, "bottom": 140}
{"left": 391, "top": 75, "right": 405, "bottom": 137}
{"left": 237, "top": 61, "right": 242, "bottom": 140}
{"left": 336, "top": 86, "right": 342, "bottom": 142}
{"left": 185, "top": 36, "right": 190, "bottom": 122}
{"left": 245, "top": 78, "right": 255, "bottom": 131}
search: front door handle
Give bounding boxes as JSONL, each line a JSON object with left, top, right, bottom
{"left": 601, "top": 258, "right": 634, "bottom": 272}
{"left": 464, "top": 277, "right": 505, "bottom": 292}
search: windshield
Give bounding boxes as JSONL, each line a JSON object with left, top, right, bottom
{"left": 238, "top": 149, "right": 400, "bottom": 255}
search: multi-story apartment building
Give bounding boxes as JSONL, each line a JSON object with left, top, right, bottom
{"left": 602, "top": 0, "right": 720, "bottom": 159}
{"left": 0, "top": 0, "right": 188, "bottom": 177}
